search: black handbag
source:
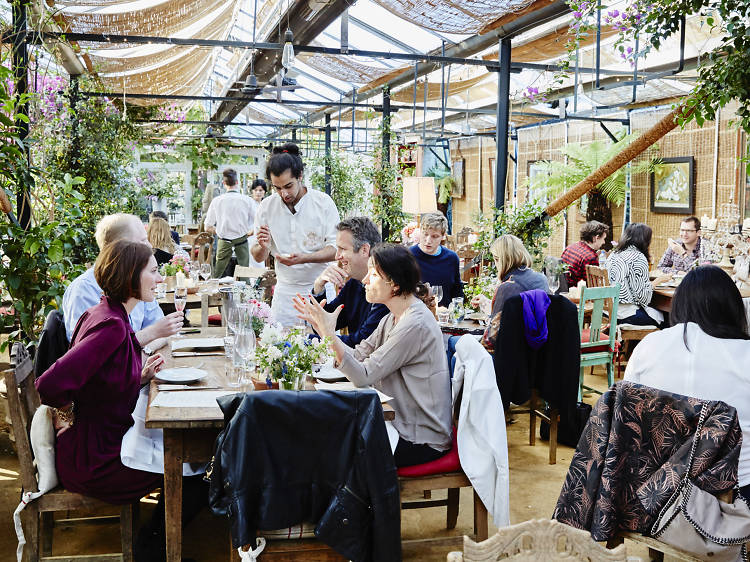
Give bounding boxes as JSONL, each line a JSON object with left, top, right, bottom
{"left": 540, "top": 401, "right": 592, "bottom": 447}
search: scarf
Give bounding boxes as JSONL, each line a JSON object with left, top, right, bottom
{"left": 520, "top": 289, "right": 551, "bottom": 350}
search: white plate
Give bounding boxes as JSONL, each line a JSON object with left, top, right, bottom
{"left": 314, "top": 367, "right": 348, "bottom": 382}
{"left": 171, "top": 338, "right": 224, "bottom": 352}
{"left": 155, "top": 368, "right": 208, "bottom": 384}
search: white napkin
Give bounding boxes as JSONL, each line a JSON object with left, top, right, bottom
{"left": 170, "top": 338, "right": 224, "bottom": 352}
{"left": 151, "top": 390, "right": 237, "bottom": 409}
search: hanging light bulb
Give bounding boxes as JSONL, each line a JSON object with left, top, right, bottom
{"left": 282, "top": 28, "right": 295, "bottom": 70}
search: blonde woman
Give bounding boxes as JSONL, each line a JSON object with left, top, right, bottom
{"left": 147, "top": 217, "right": 179, "bottom": 266}
{"left": 472, "top": 234, "right": 549, "bottom": 316}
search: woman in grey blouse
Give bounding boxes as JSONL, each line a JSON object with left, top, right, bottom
{"left": 295, "top": 243, "right": 452, "bottom": 467}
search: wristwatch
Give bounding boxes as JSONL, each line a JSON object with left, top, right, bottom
{"left": 143, "top": 345, "right": 155, "bottom": 356}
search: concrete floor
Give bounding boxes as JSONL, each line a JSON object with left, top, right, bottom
{"left": 0, "top": 367, "right": 655, "bottom": 561}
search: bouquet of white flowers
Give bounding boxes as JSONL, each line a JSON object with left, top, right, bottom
{"left": 255, "top": 325, "right": 331, "bottom": 390}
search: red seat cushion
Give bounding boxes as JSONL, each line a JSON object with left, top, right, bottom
{"left": 581, "top": 328, "right": 621, "bottom": 354}
{"left": 208, "top": 313, "right": 222, "bottom": 326}
{"left": 397, "top": 430, "right": 460, "bottom": 477}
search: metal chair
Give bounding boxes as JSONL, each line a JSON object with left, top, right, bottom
{"left": 6, "top": 343, "right": 137, "bottom": 561}
{"left": 578, "top": 285, "right": 620, "bottom": 401}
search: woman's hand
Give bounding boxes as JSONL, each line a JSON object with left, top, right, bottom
{"left": 292, "top": 294, "right": 342, "bottom": 339}
{"left": 141, "top": 353, "right": 165, "bottom": 385}
{"left": 471, "top": 294, "right": 491, "bottom": 314}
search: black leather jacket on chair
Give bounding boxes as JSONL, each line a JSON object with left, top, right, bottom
{"left": 207, "top": 389, "right": 402, "bottom": 562}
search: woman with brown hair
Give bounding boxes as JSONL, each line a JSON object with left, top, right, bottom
{"left": 36, "top": 240, "right": 165, "bottom": 502}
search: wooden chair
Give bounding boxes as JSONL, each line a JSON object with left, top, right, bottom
{"left": 586, "top": 264, "right": 657, "bottom": 377}
{"left": 191, "top": 232, "right": 213, "bottom": 266}
{"left": 398, "top": 441, "right": 489, "bottom": 548}
{"left": 447, "top": 518, "right": 627, "bottom": 561}
{"left": 6, "top": 343, "right": 138, "bottom": 562}
{"left": 510, "top": 389, "right": 559, "bottom": 464}
{"left": 578, "top": 285, "right": 620, "bottom": 401}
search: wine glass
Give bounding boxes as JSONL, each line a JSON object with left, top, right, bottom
{"left": 200, "top": 263, "right": 212, "bottom": 281}
{"left": 234, "top": 328, "right": 256, "bottom": 388}
{"left": 173, "top": 287, "right": 187, "bottom": 337}
{"left": 546, "top": 272, "right": 560, "bottom": 294}
{"left": 432, "top": 285, "right": 444, "bottom": 307}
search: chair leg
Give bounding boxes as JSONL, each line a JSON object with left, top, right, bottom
{"left": 578, "top": 366, "right": 584, "bottom": 402}
{"left": 40, "top": 511, "right": 54, "bottom": 556}
{"left": 446, "top": 488, "right": 460, "bottom": 530}
{"left": 121, "top": 503, "right": 136, "bottom": 562}
{"left": 549, "top": 409, "right": 558, "bottom": 465}
{"left": 26, "top": 507, "right": 40, "bottom": 562}
{"left": 528, "top": 391, "right": 537, "bottom": 446}
{"left": 606, "top": 358, "right": 614, "bottom": 388}
{"left": 472, "top": 490, "right": 488, "bottom": 542}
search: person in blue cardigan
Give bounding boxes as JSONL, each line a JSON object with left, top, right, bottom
{"left": 409, "top": 212, "right": 464, "bottom": 307}
{"left": 297, "top": 217, "right": 388, "bottom": 347}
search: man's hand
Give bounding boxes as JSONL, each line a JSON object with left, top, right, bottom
{"left": 471, "top": 294, "right": 491, "bottom": 315}
{"left": 313, "top": 264, "right": 348, "bottom": 293}
{"left": 275, "top": 253, "right": 305, "bottom": 266}
{"left": 256, "top": 225, "right": 272, "bottom": 250}
{"left": 141, "top": 353, "right": 165, "bottom": 385}
{"left": 667, "top": 238, "right": 685, "bottom": 256}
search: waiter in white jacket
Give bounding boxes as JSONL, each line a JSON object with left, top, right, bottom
{"left": 251, "top": 143, "right": 339, "bottom": 326}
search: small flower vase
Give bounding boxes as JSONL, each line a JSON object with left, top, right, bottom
{"left": 165, "top": 275, "right": 176, "bottom": 291}
{"left": 279, "top": 379, "right": 296, "bottom": 391}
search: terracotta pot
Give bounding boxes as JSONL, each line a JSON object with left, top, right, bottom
{"left": 251, "top": 378, "right": 278, "bottom": 391}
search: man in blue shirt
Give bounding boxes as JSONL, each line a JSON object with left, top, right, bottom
{"left": 299, "top": 217, "right": 388, "bottom": 347}
{"left": 62, "top": 213, "right": 184, "bottom": 345}
{"left": 409, "top": 212, "right": 464, "bottom": 307}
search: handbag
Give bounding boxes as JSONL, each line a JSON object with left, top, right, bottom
{"left": 651, "top": 404, "right": 750, "bottom": 562}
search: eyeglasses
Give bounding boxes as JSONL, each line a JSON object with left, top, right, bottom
{"left": 679, "top": 229, "right": 697, "bottom": 233}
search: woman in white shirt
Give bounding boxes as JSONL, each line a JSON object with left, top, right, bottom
{"left": 624, "top": 265, "right": 750, "bottom": 498}
{"left": 607, "top": 223, "right": 671, "bottom": 326}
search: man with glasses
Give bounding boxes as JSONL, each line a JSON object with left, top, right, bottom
{"left": 657, "top": 216, "right": 702, "bottom": 273}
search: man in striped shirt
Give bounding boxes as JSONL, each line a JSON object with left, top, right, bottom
{"left": 561, "top": 220, "right": 609, "bottom": 287}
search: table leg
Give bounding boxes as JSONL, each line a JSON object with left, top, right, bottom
{"left": 163, "top": 429, "right": 183, "bottom": 562}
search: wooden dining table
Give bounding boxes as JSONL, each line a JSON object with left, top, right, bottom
{"left": 144, "top": 327, "right": 395, "bottom": 562}
{"left": 651, "top": 285, "right": 750, "bottom": 313}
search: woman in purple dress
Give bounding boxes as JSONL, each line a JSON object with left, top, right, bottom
{"left": 36, "top": 240, "right": 166, "bottom": 504}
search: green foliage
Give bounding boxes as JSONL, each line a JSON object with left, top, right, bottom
{"left": 308, "top": 149, "right": 370, "bottom": 217}
{"left": 32, "top": 75, "right": 140, "bottom": 263}
{"left": 0, "top": 174, "right": 87, "bottom": 348}
{"left": 532, "top": 133, "right": 658, "bottom": 207}
{"left": 424, "top": 164, "right": 454, "bottom": 204}
{"left": 473, "top": 201, "right": 557, "bottom": 273}
{"left": 366, "top": 112, "right": 407, "bottom": 241}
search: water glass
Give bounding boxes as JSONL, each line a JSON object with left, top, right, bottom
{"left": 226, "top": 364, "right": 242, "bottom": 388}
{"left": 223, "top": 336, "right": 234, "bottom": 359}
{"left": 437, "top": 309, "right": 450, "bottom": 324}
{"left": 156, "top": 282, "right": 167, "bottom": 299}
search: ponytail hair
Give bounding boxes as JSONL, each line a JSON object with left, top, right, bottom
{"left": 266, "top": 143, "right": 304, "bottom": 180}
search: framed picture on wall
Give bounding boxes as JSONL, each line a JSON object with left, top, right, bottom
{"left": 650, "top": 156, "right": 695, "bottom": 213}
{"left": 451, "top": 159, "right": 464, "bottom": 198}
{"left": 527, "top": 160, "right": 551, "bottom": 203}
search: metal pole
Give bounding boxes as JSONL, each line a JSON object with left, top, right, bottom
{"left": 324, "top": 114, "right": 332, "bottom": 196}
{"left": 494, "top": 38, "right": 511, "bottom": 211}
{"left": 381, "top": 86, "right": 391, "bottom": 240}
{"left": 12, "top": 1, "right": 31, "bottom": 229}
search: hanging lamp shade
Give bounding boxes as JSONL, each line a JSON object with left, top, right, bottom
{"left": 402, "top": 177, "right": 437, "bottom": 215}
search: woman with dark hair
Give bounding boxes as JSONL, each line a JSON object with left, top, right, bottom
{"left": 36, "top": 240, "right": 165, "bottom": 502}
{"left": 606, "top": 223, "right": 672, "bottom": 326}
{"left": 294, "top": 243, "right": 452, "bottom": 467}
{"left": 625, "top": 265, "right": 750, "bottom": 496}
